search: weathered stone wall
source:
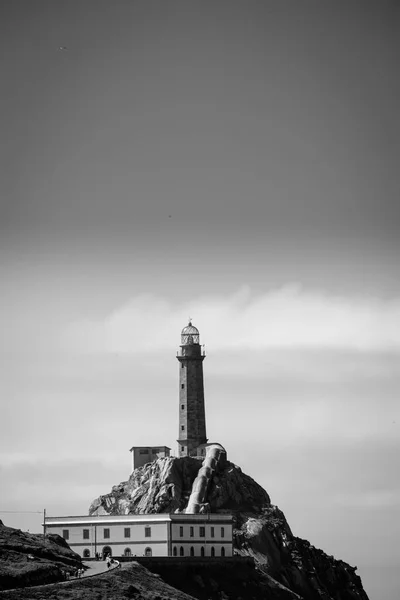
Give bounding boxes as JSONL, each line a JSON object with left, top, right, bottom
{"left": 125, "top": 556, "right": 300, "bottom": 600}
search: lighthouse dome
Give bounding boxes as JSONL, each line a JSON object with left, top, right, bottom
{"left": 181, "top": 321, "right": 200, "bottom": 345}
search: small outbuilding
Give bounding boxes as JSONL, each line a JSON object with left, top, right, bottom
{"left": 129, "top": 446, "right": 171, "bottom": 471}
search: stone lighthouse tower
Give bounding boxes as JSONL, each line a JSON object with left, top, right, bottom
{"left": 177, "top": 321, "right": 207, "bottom": 457}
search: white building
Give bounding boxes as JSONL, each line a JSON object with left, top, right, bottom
{"left": 45, "top": 513, "right": 233, "bottom": 559}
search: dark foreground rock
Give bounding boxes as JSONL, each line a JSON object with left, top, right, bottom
{"left": 0, "top": 562, "right": 196, "bottom": 600}
{"left": 0, "top": 520, "right": 81, "bottom": 591}
{"left": 90, "top": 456, "right": 370, "bottom": 600}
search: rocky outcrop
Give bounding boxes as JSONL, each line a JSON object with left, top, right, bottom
{"left": 89, "top": 456, "right": 270, "bottom": 516}
{"left": 0, "top": 520, "right": 82, "bottom": 590}
{"left": 89, "top": 457, "right": 369, "bottom": 600}
{"left": 234, "top": 511, "right": 368, "bottom": 600}
{"left": 90, "top": 456, "right": 200, "bottom": 515}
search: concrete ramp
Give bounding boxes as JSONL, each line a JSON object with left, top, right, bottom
{"left": 185, "top": 443, "right": 227, "bottom": 514}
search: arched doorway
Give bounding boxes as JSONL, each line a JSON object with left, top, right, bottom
{"left": 211, "top": 546, "right": 215, "bottom": 557}
{"left": 200, "top": 546, "right": 205, "bottom": 557}
{"left": 144, "top": 547, "right": 152, "bottom": 557}
{"left": 173, "top": 547, "right": 177, "bottom": 556}
{"left": 124, "top": 548, "right": 132, "bottom": 557}
{"left": 102, "top": 546, "right": 112, "bottom": 559}
{"left": 190, "top": 546, "right": 194, "bottom": 556}
{"left": 221, "top": 547, "right": 225, "bottom": 557}
{"left": 83, "top": 549, "right": 90, "bottom": 558}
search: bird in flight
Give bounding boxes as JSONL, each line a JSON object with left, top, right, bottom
{"left": 58, "top": 46, "right": 68, "bottom": 51}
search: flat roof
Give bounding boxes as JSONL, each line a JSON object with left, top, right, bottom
{"left": 129, "top": 446, "right": 171, "bottom": 451}
{"left": 45, "top": 513, "right": 232, "bottom": 525}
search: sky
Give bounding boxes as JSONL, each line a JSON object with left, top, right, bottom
{"left": 0, "top": 1, "right": 399, "bottom": 599}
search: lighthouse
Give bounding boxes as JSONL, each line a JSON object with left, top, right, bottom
{"left": 177, "top": 321, "right": 207, "bottom": 457}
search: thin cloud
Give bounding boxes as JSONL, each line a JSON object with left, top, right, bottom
{"left": 64, "top": 285, "right": 400, "bottom": 354}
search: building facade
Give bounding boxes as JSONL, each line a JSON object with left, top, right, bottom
{"left": 177, "top": 321, "right": 207, "bottom": 457}
{"left": 170, "top": 514, "right": 231, "bottom": 558}
{"left": 45, "top": 514, "right": 233, "bottom": 559}
{"left": 129, "top": 446, "right": 171, "bottom": 471}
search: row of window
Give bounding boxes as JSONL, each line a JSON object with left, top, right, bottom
{"left": 173, "top": 546, "right": 225, "bottom": 557}
{"left": 81, "top": 547, "right": 225, "bottom": 559}
{"left": 81, "top": 548, "right": 152, "bottom": 558}
{"left": 139, "top": 449, "right": 160, "bottom": 455}
{"left": 62, "top": 525, "right": 224, "bottom": 541}
{"left": 179, "top": 526, "right": 225, "bottom": 538}
{"left": 62, "top": 526, "right": 152, "bottom": 541}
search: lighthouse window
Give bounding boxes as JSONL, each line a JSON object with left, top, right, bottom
{"left": 181, "top": 363, "right": 184, "bottom": 368}
{"left": 181, "top": 383, "right": 184, "bottom": 389}
{"left": 181, "top": 425, "right": 184, "bottom": 431}
{"left": 181, "top": 404, "right": 184, "bottom": 410}
{"left": 181, "top": 446, "right": 184, "bottom": 452}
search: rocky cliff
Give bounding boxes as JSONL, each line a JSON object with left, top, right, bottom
{"left": 89, "top": 456, "right": 369, "bottom": 600}
{"left": 0, "top": 519, "right": 82, "bottom": 590}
